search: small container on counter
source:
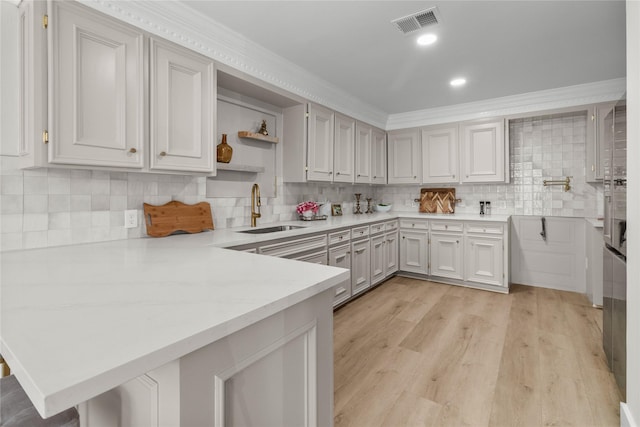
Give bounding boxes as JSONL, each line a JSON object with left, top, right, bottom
{"left": 479, "top": 201, "right": 485, "bottom": 215}
{"left": 485, "top": 201, "right": 491, "bottom": 215}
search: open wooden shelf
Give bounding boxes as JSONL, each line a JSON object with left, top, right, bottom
{"left": 237, "top": 131, "right": 279, "bottom": 144}
{"left": 216, "top": 163, "right": 265, "bottom": 173}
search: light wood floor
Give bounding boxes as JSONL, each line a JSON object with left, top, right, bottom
{"left": 333, "top": 276, "right": 622, "bottom": 427}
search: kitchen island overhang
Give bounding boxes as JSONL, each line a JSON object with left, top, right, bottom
{"left": 0, "top": 238, "right": 348, "bottom": 422}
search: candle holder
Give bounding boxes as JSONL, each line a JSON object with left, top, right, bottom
{"left": 365, "top": 198, "right": 374, "bottom": 214}
{"left": 354, "top": 193, "right": 363, "bottom": 214}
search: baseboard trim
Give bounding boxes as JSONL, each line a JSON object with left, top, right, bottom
{"left": 621, "top": 403, "right": 637, "bottom": 427}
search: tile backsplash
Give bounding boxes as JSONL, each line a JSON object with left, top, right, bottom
{"left": 0, "top": 111, "right": 602, "bottom": 251}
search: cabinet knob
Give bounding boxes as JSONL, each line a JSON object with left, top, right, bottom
{"left": 466, "top": 175, "right": 469, "bottom": 178}
{"left": 413, "top": 176, "right": 417, "bottom": 179}
{"left": 412, "top": 223, "right": 415, "bottom": 227}
{"left": 329, "top": 171, "right": 333, "bottom": 175}
{"left": 339, "top": 236, "right": 343, "bottom": 240}
{"left": 346, "top": 251, "right": 351, "bottom": 254}
{"left": 456, "top": 240, "right": 459, "bottom": 244}
{"left": 402, "top": 236, "right": 405, "bottom": 239}
{"left": 373, "top": 175, "right": 376, "bottom": 178}
{"left": 452, "top": 175, "right": 455, "bottom": 178}
{"left": 357, "top": 174, "right": 361, "bottom": 177}
{"left": 445, "top": 225, "right": 448, "bottom": 229}
{"left": 336, "top": 172, "right": 340, "bottom": 175}
{"left": 128, "top": 148, "right": 137, "bottom": 154}
{"left": 159, "top": 151, "right": 167, "bottom": 157}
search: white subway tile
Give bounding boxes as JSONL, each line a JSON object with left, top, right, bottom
{"left": 23, "top": 213, "right": 48, "bottom": 231}
{"left": 24, "top": 195, "right": 48, "bottom": 213}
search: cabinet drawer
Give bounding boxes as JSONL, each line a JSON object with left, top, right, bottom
{"left": 328, "top": 229, "right": 351, "bottom": 245}
{"left": 369, "top": 222, "right": 386, "bottom": 235}
{"left": 259, "top": 234, "right": 327, "bottom": 258}
{"left": 399, "top": 219, "right": 428, "bottom": 230}
{"left": 291, "top": 250, "right": 327, "bottom": 265}
{"left": 352, "top": 225, "right": 370, "bottom": 239}
{"left": 385, "top": 220, "right": 399, "bottom": 232}
{"left": 430, "top": 221, "right": 463, "bottom": 232}
{"left": 465, "top": 222, "right": 504, "bottom": 235}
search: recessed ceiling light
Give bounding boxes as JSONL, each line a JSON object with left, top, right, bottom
{"left": 416, "top": 33, "right": 438, "bottom": 46}
{"left": 450, "top": 78, "right": 467, "bottom": 87}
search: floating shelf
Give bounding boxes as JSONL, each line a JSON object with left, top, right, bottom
{"left": 216, "top": 163, "right": 265, "bottom": 173}
{"left": 237, "top": 131, "right": 279, "bottom": 144}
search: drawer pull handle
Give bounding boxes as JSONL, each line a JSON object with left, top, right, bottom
{"left": 159, "top": 151, "right": 167, "bottom": 157}
{"left": 128, "top": 148, "right": 137, "bottom": 154}
{"left": 355, "top": 248, "right": 366, "bottom": 254}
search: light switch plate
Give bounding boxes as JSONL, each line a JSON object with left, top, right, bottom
{"left": 124, "top": 210, "right": 137, "bottom": 228}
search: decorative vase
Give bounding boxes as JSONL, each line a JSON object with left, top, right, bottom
{"left": 216, "top": 134, "right": 233, "bottom": 163}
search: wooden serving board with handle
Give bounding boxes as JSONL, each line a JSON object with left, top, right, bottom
{"left": 143, "top": 201, "right": 214, "bottom": 237}
{"left": 419, "top": 188, "right": 456, "bottom": 214}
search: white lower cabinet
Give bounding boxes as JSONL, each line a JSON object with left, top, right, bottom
{"left": 399, "top": 230, "right": 428, "bottom": 274}
{"left": 329, "top": 242, "right": 352, "bottom": 307}
{"left": 351, "top": 238, "right": 371, "bottom": 296}
{"left": 371, "top": 234, "right": 386, "bottom": 285}
{"left": 398, "top": 218, "right": 509, "bottom": 291}
{"left": 464, "top": 235, "right": 504, "bottom": 287}
{"left": 384, "top": 231, "right": 399, "bottom": 277}
{"left": 430, "top": 232, "right": 464, "bottom": 280}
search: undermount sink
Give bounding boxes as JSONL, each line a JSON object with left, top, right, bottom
{"left": 237, "top": 225, "right": 306, "bottom": 234}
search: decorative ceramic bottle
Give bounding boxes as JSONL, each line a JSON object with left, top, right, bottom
{"left": 216, "top": 134, "right": 233, "bottom": 163}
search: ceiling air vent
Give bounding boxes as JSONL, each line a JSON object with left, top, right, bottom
{"left": 391, "top": 7, "right": 441, "bottom": 35}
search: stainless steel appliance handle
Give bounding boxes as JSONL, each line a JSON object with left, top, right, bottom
{"left": 619, "top": 221, "right": 627, "bottom": 247}
{"left": 540, "top": 217, "right": 547, "bottom": 241}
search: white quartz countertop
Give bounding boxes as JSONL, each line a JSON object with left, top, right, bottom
{"left": 167, "top": 212, "right": 511, "bottom": 249}
{"left": 585, "top": 217, "right": 604, "bottom": 228}
{"left": 0, "top": 238, "right": 349, "bottom": 418}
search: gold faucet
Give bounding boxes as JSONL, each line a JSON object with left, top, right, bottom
{"left": 251, "top": 183, "right": 261, "bottom": 227}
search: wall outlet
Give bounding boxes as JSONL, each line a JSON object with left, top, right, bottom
{"left": 124, "top": 210, "right": 138, "bottom": 229}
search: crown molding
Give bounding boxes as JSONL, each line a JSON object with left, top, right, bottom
{"left": 81, "top": 0, "right": 388, "bottom": 128}
{"left": 386, "top": 78, "right": 627, "bottom": 130}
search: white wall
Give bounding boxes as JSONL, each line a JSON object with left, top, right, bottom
{"left": 624, "top": 1, "right": 639, "bottom": 426}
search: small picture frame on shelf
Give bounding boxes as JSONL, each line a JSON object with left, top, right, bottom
{"left": 331, "top": 203, "right": 343, "bottom": 216}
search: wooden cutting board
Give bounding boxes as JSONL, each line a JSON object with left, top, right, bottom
{"left": 419, "top": 188, "right": 456, "bottom": 214}
{"left": 143, "top": 201, "right": 214, "bottom": 237}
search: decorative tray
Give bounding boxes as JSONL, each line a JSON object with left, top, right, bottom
{"left": 298, "top": 215, "right": 328, "bottom": 221}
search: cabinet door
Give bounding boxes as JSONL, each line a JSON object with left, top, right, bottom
{"left": 586, "top": 103, "right": 616, "bottom": 182}
{"left": 355, "top": 122, "right": 372, "bottom": 183}
{"left": 465, "top": 235, "right": 504, "bottom": 287}
{"left": 334, "top": 113, "right": 355, "bottom": 183}
{"left": 430, "top": 232, "right": 463, "bottom": 280}
{"left": 351, "top": 239, "right": 371, "bottom": 295}
{"left": 399, "top": 230, "right": 428, "bottom": 274}
{"left": 371, "top": 128, "right": 387, "bottom": 184}
{"left": 388, "top": 129, "right": 421, "bottom": 184}
{"left": 460, "top": 120, "right": 505, "bottom": 183}
{"left": 307, "top": 103, "right": 334, "bottom": 182}
{"left": 385, "top": 231, "right": 399, "bottom": 276}
{"left": 370, "top": 234, "right": 385, "bottom": 285}
{"left": 48, "top": 1, "right": 144, "bottom": 168}
{"left": 149, "top": 38, "right": 215, "bottom": 173}
{"left": 422, "top": 125, "right": 459, "bottom": 183}
{"left": 329, "top": 243, "right": 352, "bottom": 307}
{"left": 79, "top": 361, "right": 179, "bottom": 427}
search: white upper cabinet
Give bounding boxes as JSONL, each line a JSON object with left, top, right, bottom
{"left": 388, "top": 129, "right": 421, "bottom": 184}
{"left": 586, "top": 102, "right": 615, "bottom": 182}
{"left": 460, "top": 119, "right": 506, "bottom": 183}
{"left": 333, "top": 113, "right": 355, "bottom": 183}
{"left": 371, "top": 128, "right": 387, "bottom": 184}
{"left": 355, "top": 121, "right": 372, "bottom": 184}
{"left": 149, "top": 38, "right": 215, "bottom": 173}
{"left": 421, "top": 125, "right": 459, "bottom": 184}
{"left": 355, "top": 122, "right": 386, "bottom": 185}
{"left": 19, "top": 1, "right": 216, "bottom": 174}
{"left": 48, "top": 1, "right": 144, "bottom": 168}
{"left": 307, "top": 103, "right": 334, "bottom": 182}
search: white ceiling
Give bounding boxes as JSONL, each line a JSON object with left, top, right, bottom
{"left": 181, "top": 1, "right": 626, "bottom": 115}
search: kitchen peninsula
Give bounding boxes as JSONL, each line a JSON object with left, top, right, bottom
{"left": 0, "top": 237, "right": 348, "bottom": 425}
